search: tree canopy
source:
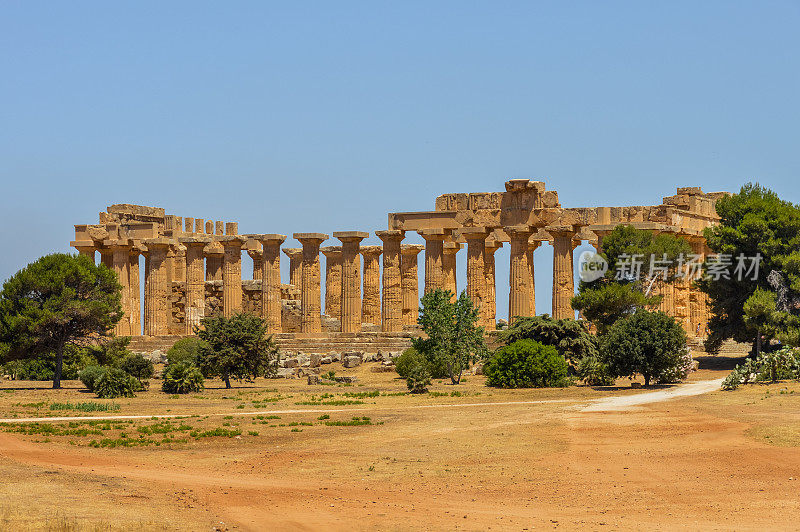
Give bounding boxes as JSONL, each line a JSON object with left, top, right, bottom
{"left": 412, "top": 289, "right": 487, "bottom": 385}
{"left": 0, "top": 253, "right": 121, "bottom": 388}
{"left": 699, "top": 183, "right": 800, "bottom": 352}
{"left": 600, "top": 309, "right": 688, "bottom": 386}
{"left": 572, "top": 225, "right": 689, "bottom": 332}
{"left": 196, "top": 313, "right": 278, "bottom": 388}
{"left": 498, "top": 314, "right": 598, "bottom": 363}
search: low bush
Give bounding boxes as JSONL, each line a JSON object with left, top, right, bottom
{"left": 395, "top": 348, "right": 427, "bottom": 378}
{"left": 484, "top": 339, "right": 570, "bottom": 388}
{"left": 166, "top": 337, "right": 205, "bottom": 369}
{"left": 657, "top": 349, "right": 695, "bottom": 384}
{"left": 94, "top": 368, "right": 139, "bottom": 399}
{"left": 576, "top": 355, "right": 615, "bottom": 386}
{"left": 721, "top": 347, "right": 800, "bottom": 390}
{"left": 406, "top": 364, "right": 431, "bottom": 394}
{"left": 162, "top": 361, "right": 204, "bottom": 394}
{"left": 118, "top": 353, "right": 154, "bottom": 385}
{"left": 78, "top": 365, "right": 106, "bottom": 392}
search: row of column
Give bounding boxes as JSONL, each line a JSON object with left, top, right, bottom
{"left": 79, "top": 224, "right": 583, "bottom": 337}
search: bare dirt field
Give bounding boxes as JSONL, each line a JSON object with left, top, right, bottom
{"left": 1, "top": 355, "right": 799, "bottom": 531}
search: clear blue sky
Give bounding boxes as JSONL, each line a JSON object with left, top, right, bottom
{"left": 1, "top": 1, "right": 798, "bottom": 318}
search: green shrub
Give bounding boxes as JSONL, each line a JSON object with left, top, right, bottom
{"left": 166, "top": 337, "right": 205, "bottom": 368}
{"left": 78, "top": 365, "right": 106, "bottom": 392}
{"left": 499, "top": 315, "right": 598, "bottom": 363}
{"left": 395, "top": 348, "right": 427, "bottom": 378}
{"left": 484, "top": 339, "right": 570, "bottom": 388}
{"left": 576, "top": 355, "right": 615, "bottom": 386}
{"left": 600, "top": 310, "right": 688, "bottom": 386}
{"left": 721, "top": 347, "right": 800, "bottom": 390}
{"left": 162, "top": 361, "right": 204, "bottom": 394}
{"left": 118, "top": 353, "right": 154, "bottom": 384}
{"left": 406, "top": 364, "right": 431, "bottom": 394}
{"left": 94, "top": 368, "right": 139, "bottom": 398}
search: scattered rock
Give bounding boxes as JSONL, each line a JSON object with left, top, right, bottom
{"left": 320, "top": 356, "right": 333, "bottom": 365}
{"left": 631, "top": 382, "right": 643, "bottom": 389}
{"left": 307, "top": 375, "right": 320, "bottom": 385}
{"left": 334, "top": 376, "right": 358, "bottom": 384}
{"left": 310, "top": 353, "right": 322, "bottom": 368}
{"left": 343, "top": 355, "right": 362, "bottom": 368}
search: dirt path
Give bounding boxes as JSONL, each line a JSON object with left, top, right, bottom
{"left": 580, "top": 378, "right": 724, "bottom": 412}
{"left": 0, "top": 380, "right": 726, "bottom": 424}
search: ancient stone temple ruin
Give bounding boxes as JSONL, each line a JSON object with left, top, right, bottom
{"left": 70, "top": 180, "right": 725, "bottom": 353}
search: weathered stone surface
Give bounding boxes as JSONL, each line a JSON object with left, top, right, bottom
{"left": 343, "top": 355, "right": 362, "bottom": 368}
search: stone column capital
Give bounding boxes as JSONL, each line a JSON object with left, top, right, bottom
{"left": 283, "top": 247, "right": 303, "bottom": 258}
{"left": 376, "top": 229, "right": 405, "bottom": 243}
{"left": 443, "top": 242, "right": 462, "bottom": 254}
{"left": 294, "top": 233, "right": 329, "bottom": 246}
{"left": 218, "top": 235, "right": 244, "bottom": 248}
{"left": 546, "top": 225, "right": 580, "bottom": 239}
{"left": 178, "top": 236, "right": 212, "bottom": 247}
{"left": 320, "top": 246, "right": 343, "bottom": 258}
{"left": 461, "top": 227, "right": 490, "bottom": 240}
{"left": 505, "top": 225, "right": 534, "bottom": 239}
{"left": 333, "top": 231, "right": 369, "bottom": 244}
{"left": 250, "top": 234, "right": 288, "bottom": 247}
{"left": 360, "top": 245, "right": 383, "bottom": 258}
{"left": 418, "top": 228, "right": 448, "bottom": 242}
{"left": 401, "top": 244, "right": 425, "bottom": 256}
{"left": 485, "top": 239, "right": 503, "bottom": 254}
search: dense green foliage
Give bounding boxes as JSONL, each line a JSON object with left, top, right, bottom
{"left": 484, "top": 339, "right": 570, "bottom": 388}
{"left": 576, "top": 355, "right": 615, "bottom": 386}
{"left": 161, "top": 360, "right": 204, "bottom": 394}
{"left": 166, "top": 337, "right": 205, "bottom": 369}
{"left": 499, "top": 315, "right": 598, "bottom": 363}
{"left": 118, "top": 353, "right": 154, "bottom": 385}
{"left": 571, "top": 283, "right": 659, "bottom": 334}
{"left": 600, "top": 310, "right": 688, "bottom": 386}
{"left": 0, "top": 253, "right": 122, "bottom": 388}
{"left": 405, "top": 364, "right": 431, "bottom": 393}
{"left": 395, "top": 348, "right": 427, "bottom": 378}
{"left": 572, "top": 225, "right": 690, "bottom": 333}
{"left": 699, "top": 183, "right": 800, "bottom": 352}
{"left": 721, "top": 347, "right": 800, "bottom": 390}
{"left": 78, "top": 365, "right": 105, "bottom": 392}
{"left": 196, "top": 313, "right": 278, "bottom": 388}
{"left": 411, "top": 289, "right": 487, "bottom": 385}
{"left": 93, "top": 368, "right": 140, "bottom": 399}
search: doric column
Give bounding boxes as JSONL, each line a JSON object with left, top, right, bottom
{"left": 254, "top": 234, "right": 287, "bottom": 334}
{"left": 400, "top": 244, "right": 424, "bottom": 327}
{"left": 320, "top": 246, "right": 343, "bottom": 319}
{"left": 484, "top": 239, "right": 502, "bottom": 331}
{"left": 204, "top": 242, "right": 224, "bottom": 281}
{"left": 128, "top": 245, "right": 143, "bottom": 336}
{"left": 442, "top": 242, "right": 460, "bottom": 301}
{"left": 108, "top": 240, "right": 132, "bottom": 336}
{"left": 334, "top": 232, "right": 368, "bottom": 333}
{"left": 220, "top": 236, "right": 244, "bottom": 317}
{"left": 463, "top": 228, "right": 489, "bottom": 326}
{"left": 215, "top": 221, "right": 224, "bottom": 235}
{"left": 246, "top": 241, "right": 263, "bottom": 281}
{"left": 419, "top": 229, "right": 446, "bottom": 293}
{"left": 360, "top": 245, "right": 383, "bottom": 326}
{"left": 72, "top": 242, "right": 96, "bottom": 260}
{"left": 549, "top": 226, "right": 578, "bottom": 320}
{"left": 527, "top": 240, "right": 541, "bottom": 316}
{"left": 507, "top": 225, "right": 534, "bottom": 324}
{"left": 205, "top": 220, "right": 214, "bottom": 234}
{"left": 377, "top": 230, "right": 405, "bottom": 332}
{"left": 294, "top": 234, "right": 328, "bottom": 333}
{"left": 143, "top": 239, "right": 170, "bottom": 336}
{"left": 185, "top": 218, "right": 195, "bottom": 234}
{"left": 283, "top": 248, "right": 303, "bottom": 288}
{"left": 174, "top": 245, "right": 187, "bottom": 284}
{"left": 180, "top": 237, "right": 210, "bottom": 333}
{"left": 99, "top": 247, "right": 113, "bottom": 269}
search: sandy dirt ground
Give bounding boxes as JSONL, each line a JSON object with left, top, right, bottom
{"left": 1, "top": 355, "right": 799, "bottom": 531}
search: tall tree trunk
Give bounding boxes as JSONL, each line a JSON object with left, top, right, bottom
{"left": 224, "top": 372, "right": 231, "bottom": 389}
{"left": 53, "top": 342, "right": 64, "bottom": 389}
{"left": 644, "top": 374, "right": 651, "bottom": 387}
